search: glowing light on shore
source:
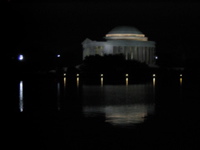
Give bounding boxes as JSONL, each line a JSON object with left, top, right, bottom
{"left": 18, "top": 54, "right": 24, "bottom": 61}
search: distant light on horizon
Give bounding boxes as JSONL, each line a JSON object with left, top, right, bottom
{"left": 155, "top": 56, "right": 158, "bottom": 59}
{"left": 57, "top": 54, "right": 61, "bottom": 58}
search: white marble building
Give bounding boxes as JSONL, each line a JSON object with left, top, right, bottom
{"left": 82, "top": 26, "right": 156, "bottom": 65}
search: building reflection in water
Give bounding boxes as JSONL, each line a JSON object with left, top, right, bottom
{"left": 84, "top": 104, "right": 155, "bottom": 126}
{"left": 82, "top": 81, "right": 156, "bottom": 126}
{"left": 19, "top": 80, "right": 24, "bottom": 112}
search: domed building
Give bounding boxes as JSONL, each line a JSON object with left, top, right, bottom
{"left": 82, "top": 26, "right": 156, "bottom": 65}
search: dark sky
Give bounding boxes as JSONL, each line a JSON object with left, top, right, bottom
{"left": 4, "top": 1, "right": 200, "bottom": 66}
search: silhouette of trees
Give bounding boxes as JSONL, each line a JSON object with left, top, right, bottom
{"left": 79, "top": 54, "right": 151, "bottom": 75}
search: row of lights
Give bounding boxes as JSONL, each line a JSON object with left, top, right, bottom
{"left": 17, "top": 54, "right": 61, "bottom": 61}
{"left": 63, "top": 73, "right": 183, "bottom": 77}
{"left": 18, "top": 54, "right": 158, "bottom": 61}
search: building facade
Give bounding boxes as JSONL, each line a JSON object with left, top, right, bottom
{"left": 82, "top": 26, "right": 156, "bottom": 65}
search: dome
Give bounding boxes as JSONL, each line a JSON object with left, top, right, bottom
{"left": 107, "top": 26, "right": 143, "bottom": 34}
{"left": 105, "top": 26, "right": 147, "bottom": 41}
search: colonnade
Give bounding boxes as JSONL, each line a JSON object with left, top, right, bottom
{"left": 113, "top": 46, "right": 155, "bottom": 64}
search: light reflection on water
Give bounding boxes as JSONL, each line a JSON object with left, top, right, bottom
{"left": 126, "top": 77, "right": 128, "bottom": 86}
{"left": 57, "top": 81, "right": 61, "bottom": 111}
{"left": 17, "top": 76, "right": 157, "bottom": 126}
{"left": 84, "top": 104, "right": 155, "bottom": 126}
{"left": 101, "top": 77, "right": 104, "bottom": 87}
{"left": 153, "top": 77, "right": 156, "bottom": 87}
{"left": 19, "top": 80, "right": 23, "bottom": 112}
{"left": 180, "top": 77, "right": 182, "bottom": 86}
{"left": 82, "top": 82, "right": 156, "bottom": 126}
{"left": 77, "top": 77, "right": 79, "bottom": 87}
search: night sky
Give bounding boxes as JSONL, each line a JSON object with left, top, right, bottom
{"left": 4, "top": 0, "right": 200, "bottom": 67}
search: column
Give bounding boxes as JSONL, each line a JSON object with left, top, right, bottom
{"left": 137, "top": 47, "right": 141, "bottom": 61}
{"left": 125, "top": 47, "right": 128, "bottom": 60}
{"left": 141, "top": 47, "right": 144, "bottom": 62}
{"left": 134, "top": 46, "right": 137, "bottom": 60}
{"left": 145, "top": 47, "right": 148, "bottom": 64}
{"left": 130, "top": 47, "right": 133, "bottom": 60}
{"left": 149, "top": 47, "right": 152, "bottom": 64}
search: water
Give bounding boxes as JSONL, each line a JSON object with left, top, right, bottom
{"left": 5, "top": 73, "right": 200, "bottom": 149}
{"left": 82, "top": 84, "right": 155, "bottom": 127}
{"left": 16, "top": 75, "right": 156, "bottom": 123}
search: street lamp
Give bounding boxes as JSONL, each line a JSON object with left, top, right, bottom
{"left": 18, "top": 54, "right": 24, "bottom": 61}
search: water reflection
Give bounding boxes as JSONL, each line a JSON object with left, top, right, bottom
{"left": 82, "top": 83, "right": 155, "bottom": 126}
{"left": 180, "top": 77, "right": 182, "bottom": 86}
{"left": 57, "top": 81, "right": 61, "bottom": 111}
{"left": 15, "top": 73, "right": 184, "bottom": 128}
{"left": 84, "top": 104, "right": 155, "bottom": 126}
{"left": 77, "top": 77, "right": 79, "bottom": 87}
{"left": 19, "top": 80, "right": 23, "bottom": 112}
{"left": 101, "top": 77, "right": 104, "bottom": 87}
{"left": 153, "top": 77, "right": 156, "bottom": 87}
{"left": 126, "top": 77, "right": 128, "bottom": 86}
{"left": 64, "top": 76, "right": 66, "bottom": 88}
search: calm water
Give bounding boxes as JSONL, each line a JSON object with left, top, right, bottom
{"left": 17, "top": 75, "right": 156, "bottom": 126}
{"left": 5, "top": 73, "right": 200, "bottom": 149}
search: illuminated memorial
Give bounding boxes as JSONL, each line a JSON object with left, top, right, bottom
{"left": 82, "top": 26, "right": 156, "bottom": 65}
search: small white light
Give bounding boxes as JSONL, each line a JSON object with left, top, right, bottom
{"left": 153, "top": 74, "right": 156, "bottom": 77}
{"left": 57, "top": 54, "right": 60, "bottom": 58}
{"left": 76, "top": 74, "right": 79, "bottom": 77}
{"left": 155, "top": 56, "right": 158, "bottom": 60}
{"left": 101, "top": 74, "right": 103, "bottom": 77}
{"left": 64, "top": 73, "right": 66, "bottom": 76}
{"left": 125, "top": 74, "right": 129, "bottom": 77}
{"left": 180, "top": 74, "right": 182, "bottom": 77}
{"left": 18, "top": 54, "right": 24, "bottom": 61}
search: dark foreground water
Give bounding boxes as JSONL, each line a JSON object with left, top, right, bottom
{"left": 4, "top": 72, "right": 200, "bottom": 149}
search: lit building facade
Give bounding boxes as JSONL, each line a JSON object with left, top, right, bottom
{"left": 82, "top": 26, "right": 156, "bottom": 65}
